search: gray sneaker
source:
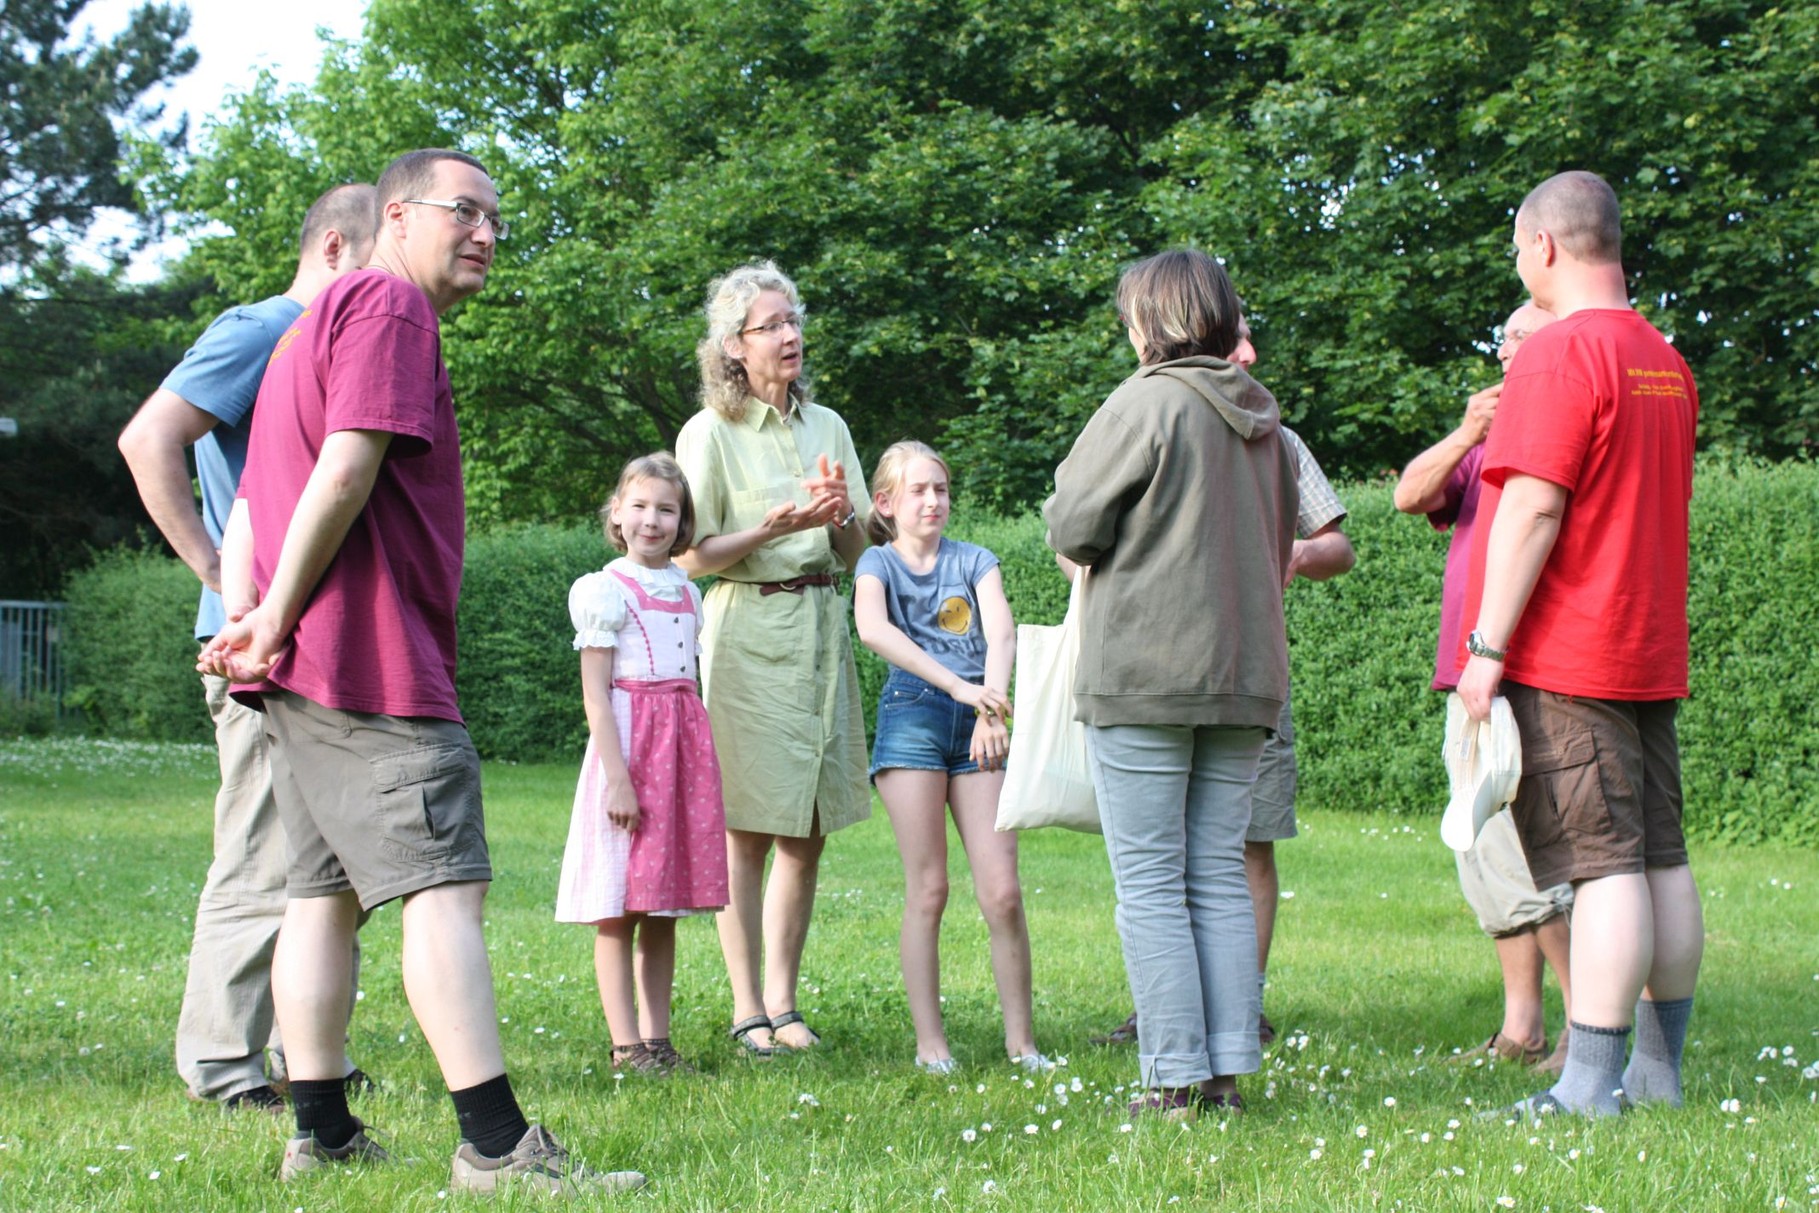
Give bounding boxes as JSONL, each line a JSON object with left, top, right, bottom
{"left": 279, "top": 1121, "right": 391, "bottom": 1180}
{"left": 450, "top": 1124, "right": 647, "bottom": 1196}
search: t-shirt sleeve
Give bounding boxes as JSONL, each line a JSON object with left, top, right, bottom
{"left": 569, "top": 573, "right": 629, "bottom": 650}
{"left": 964, "top": 542, "right": 1001, "bottom": 589}
{"left": 1483, "top": 359, "right": 1593, "bottom": 493}
{"left": 1427, "top": 445, "right": 1483, "bottom": 533}
{"left": 160, "top": 311, "right": 288, "bottom": 427}
{"left": 853, "top": 545, "right": 888, "bottom": 584}
{"left": 675, "top": 417, "right": 728, "bottom": 541}
{"left": 1284, "top": 429, "right": 1347, "bottom": 536}
{"left": 322, "top": 284, "right": 443, "bottom": 451}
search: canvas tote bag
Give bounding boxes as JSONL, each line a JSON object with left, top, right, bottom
{"left": 996, "top": 569, "right": 1100, "bottom": 833}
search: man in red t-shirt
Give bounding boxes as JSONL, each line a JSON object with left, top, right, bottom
{"left": 1458, "top": 171, "right": 1702, "bottom": 1119}
{"left": 202, "top": 150, "right": 644, "bottom": 1194}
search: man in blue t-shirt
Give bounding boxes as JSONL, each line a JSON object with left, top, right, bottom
{"left": 117, "top": 183, "right": 378, "bottom": 1111}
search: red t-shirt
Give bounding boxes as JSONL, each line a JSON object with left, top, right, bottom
{"left": 1460, "top": 309, "right": 1697, "bottom": 700}
{"left": 239, "top": 269, "right": 467, "bottom": 720}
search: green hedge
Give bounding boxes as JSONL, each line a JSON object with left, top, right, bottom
{"left": 57, "top": 461, "right": 1818, "bottom": 846}
{"left": 62, "top": 546, "right": 212, "bottom": 743}
{"left": 455, "top": 523, "right": 607, "bottom": 762}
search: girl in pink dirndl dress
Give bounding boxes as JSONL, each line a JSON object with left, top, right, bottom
{"left": 556, "top": 453, "right": 727, "bottom": 1074}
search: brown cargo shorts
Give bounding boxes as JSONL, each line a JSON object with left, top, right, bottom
{"left": 261, "top": 688, "right": 492, "bottom": 909}
{"left": 1500, "top": 680, "right": 1688, "bottom": 889}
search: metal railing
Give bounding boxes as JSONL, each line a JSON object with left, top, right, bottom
{"left": 0, "top": 600, "right": 65, "bottom": 716}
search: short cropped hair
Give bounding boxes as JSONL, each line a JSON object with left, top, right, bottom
{"left": 297, "top": 183, "right": 378, "bottom": 255}
{"left": 601, "top": 451, "right": 696, "bottom": 557}
{"left": 1517, "top": 170, "right": 1622, "bottom": 265}
{"left": 376, "top": 149, "right": 491, "bottom": 209}
{"left": 696, "top": 260, "right": 812, "bottom": 423}
{"left": 1115, "top": 249, "right": 1243, "bottom": 366}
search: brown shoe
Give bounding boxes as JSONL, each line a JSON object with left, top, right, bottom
{"left": 1449, "top": 1031, "right": 1548, "bottom": 1066}
{"left": 1089, "top": 1012, "right": 1139, "bottom": 1046}
{"left": 611, "top": 1042, "right": 665, "bottom": 1074}
{"left": 1535, "top": 1026, "right": 1571, "bottom": 1075}
{"left": 642, "top": 1038, "right": 697, "bottom": 1075}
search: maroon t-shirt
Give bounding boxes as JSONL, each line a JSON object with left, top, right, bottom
{"left": 239, "top": 269, "right": 466, "bottom": 720}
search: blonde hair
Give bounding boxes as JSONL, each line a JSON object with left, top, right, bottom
{"left": 866, "top": 440, "right": 951, "bottom": 546}
{"left": 600, "top": 451, "right": 696, "bottom": 556}
{"left": 696, "top": 260, "right": 813, "bottom": 422}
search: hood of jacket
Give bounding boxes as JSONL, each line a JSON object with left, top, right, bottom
{"left": 1139, "top": 356, "right": 1281, "bottom": 442}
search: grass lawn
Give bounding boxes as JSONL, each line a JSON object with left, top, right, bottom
{"left": 1, "top": 735, "right": 1816, "bottom": 1211}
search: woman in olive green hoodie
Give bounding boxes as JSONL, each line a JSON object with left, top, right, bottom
{"left": 1044, "top": 249, "right": 1298, "bottom": 1118}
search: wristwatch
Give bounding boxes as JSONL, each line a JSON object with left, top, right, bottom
{"left": 833, "top": 505, "right": 857, "bottom": 530}
{"left": 1466, "top": 630, "right": 1507, "bottom": 662}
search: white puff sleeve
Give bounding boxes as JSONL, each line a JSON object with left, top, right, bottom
{"left": 569, "top": 571, "right": 629, "bottom": 650}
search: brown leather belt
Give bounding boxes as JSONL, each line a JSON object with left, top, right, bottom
{"left": 755, "top": 574, "right": 837, "bottom": 596}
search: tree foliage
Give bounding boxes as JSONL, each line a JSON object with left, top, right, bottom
{"left": 0, "top": 0, "right": 198, "bottom": 597}
{"left": 0, "top": 0, "right": 195, "bottom": 271}
{"left": 0, "top": 258, "right": 206, "bottom": 595}
{"left": 156, "top": 0, "right": 1817, "bottom": 528}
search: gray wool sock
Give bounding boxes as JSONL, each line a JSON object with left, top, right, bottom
{"left": 1621, "top": 997, "right": 1693, "bottom": 1107}
{"left": 1548, "top": 1021, "right": 1629, "bottom": 1116}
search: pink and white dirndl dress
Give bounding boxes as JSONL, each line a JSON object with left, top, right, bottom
{"left": 555, "top": 560, "right": 728, "bottom": 922}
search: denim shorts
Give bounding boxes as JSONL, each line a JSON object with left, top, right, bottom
{"left": 869, "top": 671, "right": 981, "bottom": 780}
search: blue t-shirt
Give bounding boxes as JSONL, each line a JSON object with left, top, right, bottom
{"left": 855, "top": 538, "right": 1001, "bottom": 683}
{"left": 160, "top": 295, "right": 305, "bottom": 639}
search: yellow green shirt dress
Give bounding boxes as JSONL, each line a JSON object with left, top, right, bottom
{"left": 675, "top": 397, "right": 873, "bottom": 837}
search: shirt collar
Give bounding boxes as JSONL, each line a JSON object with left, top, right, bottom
{"left": 740, "top": 395, "right": 797, "bottom": 430}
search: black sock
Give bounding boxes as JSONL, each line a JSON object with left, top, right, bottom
{"left": 450, "top": 1072, "right": 530, "bottom": 1159}
{"left": 291, "top": 1078, "right": 358, "bottom": 1149}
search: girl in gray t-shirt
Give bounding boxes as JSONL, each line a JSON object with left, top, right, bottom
{"left": 852, "top": 441, "right": 1051, "bottom": 1076}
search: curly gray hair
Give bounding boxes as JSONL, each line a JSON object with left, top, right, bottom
{"left": 695, "top": 260, "right": 813, "bottom": 422}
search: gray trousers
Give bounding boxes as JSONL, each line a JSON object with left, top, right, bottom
{"left": 175, "top": 674, "right": 356, "bottom": 1099}
{"left": 1088, "top": 722, "right": 1265, "bottom": 1088}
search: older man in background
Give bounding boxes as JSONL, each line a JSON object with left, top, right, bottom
{"left": 1395, "top": 300, "right": 1574, "bottom": 1073}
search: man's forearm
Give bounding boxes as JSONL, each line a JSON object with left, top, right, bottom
{"left": 1289, "top": 527, "right": 1356, "bottom": 583}
{"left": 1471, "top": 475, "right": 1567, "bottom": 651}
{"left": 219, "top": 498, "right": 257, "bottom": 617}
{"left": 1393, "top": 427, "right": 1478, "bottom": 515}
{"left": 258, "top": 430, "right": 391, "bottom": 636}
{"left": 117, "top": 392, "right": 222, "bottom": 589}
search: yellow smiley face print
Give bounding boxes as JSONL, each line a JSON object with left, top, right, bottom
{"left": 937, "top": 596, "right": 973, "bottom": 635}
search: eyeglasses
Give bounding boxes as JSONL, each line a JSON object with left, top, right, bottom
{"left": 402, "top": 198, "right": 511, "bottom": 241}
{"left": 740, "top": 314, "right": 804, "bottom": 337}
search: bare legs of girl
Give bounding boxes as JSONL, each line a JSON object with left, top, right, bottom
{"left": 877, "top": 768, "right": 1037, "bottom": 1066}
{"left": 595, "top": 915, "right": 679, "bottom": 1070}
